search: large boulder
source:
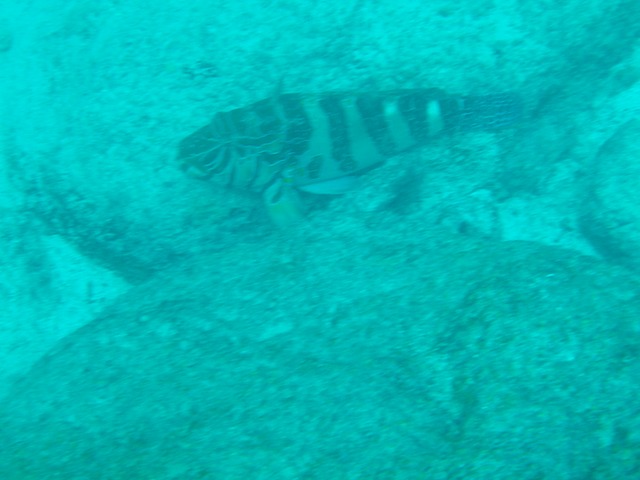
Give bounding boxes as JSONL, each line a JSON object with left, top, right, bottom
{"left": 1, "top": 230, "right": 639, "bottom": 479}
{"left": 581, "top": 118, "right": 640, "bottom": 271}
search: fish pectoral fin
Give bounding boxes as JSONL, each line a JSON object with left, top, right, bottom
{"left": 297, "top": 176, "right": 361, "bottom": 195}
{"left": 263, "top": 179, "right": 305, "bottom": 227}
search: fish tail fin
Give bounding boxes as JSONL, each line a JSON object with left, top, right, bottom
{"left": 456, "top": 92, "right": 524, "bottom": 131}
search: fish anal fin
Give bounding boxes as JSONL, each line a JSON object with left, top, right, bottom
{"left": 263, "top": 179, "right": 305, "bottom": 227}
{"left": 297, "top": 176, "right": 361, "bottom": 195}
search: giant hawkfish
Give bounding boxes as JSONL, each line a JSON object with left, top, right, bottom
{"left": 177, "top": 88, "right": 522, "bottom": 226}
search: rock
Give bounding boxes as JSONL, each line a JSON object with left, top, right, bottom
{"left": 0, "top": 231, "right": 639, "bottom": 479}
{"left": 581, "top": 118, "right": 640, "bottom": 270}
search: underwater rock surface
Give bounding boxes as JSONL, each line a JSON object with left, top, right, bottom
{"left": 581, "top": 118, "right": 640, "bottom": 271}
{"left": 0, "top": 230, "right": 639, "bottom": 479}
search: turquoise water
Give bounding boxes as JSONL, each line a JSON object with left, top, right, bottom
{"left": 1, "top": 1, "right": 640, "bottom": 478}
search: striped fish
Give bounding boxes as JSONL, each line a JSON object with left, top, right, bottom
{"left": 177, "top": 88, "right": 522, "bottom": 226}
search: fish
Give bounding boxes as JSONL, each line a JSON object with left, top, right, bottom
{"left": 177, "top": 88, "right": 522, "bottom": 226}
